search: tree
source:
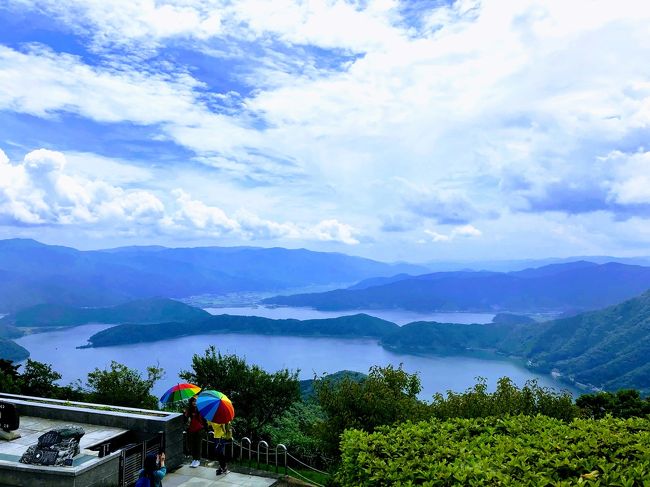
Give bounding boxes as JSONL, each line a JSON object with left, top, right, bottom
{"left": 0, "top": 359, "right": 20, "bottom": 394}
{"left": 262, "top": 401, "right": 328, "bottom": 464}
{"left": 576, "top": 389, "right": 650, "bottom": 419}
{"left": 430, "top": 377, "right": 578, "bottom": 421}
{"left": 314, "top": 364, "right": 428, "bottom": 457}
{"left": 18, "top": 359, "right": 62, "bottom": 398}
{"left": 180, "top": 347, "right": 300, "bottom": 438}
{"left": 86, "top": 361, "right": 163, "bottom": 409}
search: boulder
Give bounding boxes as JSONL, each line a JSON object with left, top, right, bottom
{"left": 19, "top": 425, "right": 85, "bottom": 467}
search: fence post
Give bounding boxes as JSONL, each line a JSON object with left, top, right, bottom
{"left": 119, "top": 449, "right": 125, "bottom": 487}
{"left": 240, "top": 437, "right": 251, "bottom": 466}
{"left": 275, "top": 444, "right": 287, "bottom": 474}
{"left": 257, "top": 440, "right": 268, "bottom": 469}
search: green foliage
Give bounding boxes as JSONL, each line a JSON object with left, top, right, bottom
{"left": 314, "top": 364, "right": 429, "bottom": 458}
{"left": 431, "top": 377, "right": 579, "bottom": 421}
{"left": 86, "top": 361, "right": 163, "bottom": 409}
{"left": 0, "top": 359, "right": 20, "bottom": 393}
{"left": 338, "top": 414, "right": 650, "bottom": 486}
{"left": 577, "top": 389, "right": 650, "bottom": 419}
{"left": 262, "top": 401, "right": 328, "bottom": 463}
{"left": 299, "top": 370, "right": 366, "bottom": 400}
{"left": 180, "top": 346, "right": 300, "bottom": 438}
{"left": 18, "top": 359, "right": 62, "bottom": 397}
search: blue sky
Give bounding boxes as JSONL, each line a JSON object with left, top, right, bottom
{"left": 0, "top": 0, "right": 649, "bottom": 262}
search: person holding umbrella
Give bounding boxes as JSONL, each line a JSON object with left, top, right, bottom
{"left": 196, "top": 390, "right": 236, "bottom": 476}
{"left": 209, "top": 421, "right": 233, "bottom": 475}
{"left": 184, "top": 396, "right": 207, "bottom": 468}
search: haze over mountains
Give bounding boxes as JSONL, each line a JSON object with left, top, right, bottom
{"left": 265, "top": 261, "right": 650, "bottom": 313}
{"left": 2, "top": 238, "right": 650, "bottom": 394}
{"left": 0, "top": 239, "right": 427, "bottom": 311}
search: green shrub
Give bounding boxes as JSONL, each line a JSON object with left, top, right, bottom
{"left": 261, "top": 401, "right": 328, "bottom": 463}
{"left": 338, "top": 415, "right": 650, "bottom": 486}
{"left": 577, "top": 389, "right": 650, "bottom": 419}
{"left": 430, "top": 377, "right": 579, "bottom": 421}
{"left": 315, "top": 364, "right": 429, "bottom": 458}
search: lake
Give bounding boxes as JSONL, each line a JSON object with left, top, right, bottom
{"left": 204, "top": 306, "right": 496, "bottom": 325}
{"left": 15, "top": 312, "right": 577, "bottom": 400}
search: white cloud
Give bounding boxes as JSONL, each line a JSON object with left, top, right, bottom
{"left": 604, "top": 150, "right": 650, "bottom": 205}
{"left": 0, "top": 148, "right": 361, "bottom": 245}
{"left": 3, "top": 1, "right": 650, "bottom": 258}
{"left": 309, "top": 219, "right": 359, "bottom": 245}
{"left": 165, "top": 189, "right": 359, "bottom": 244}
{"left": 0, "top": 148, "right": 165, "bottom": 226}
{"left": 424, "top": 224, "right": 482, "bottom": 243}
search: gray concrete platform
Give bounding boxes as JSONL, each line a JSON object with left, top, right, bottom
{"left": 164, "top": 463, "right": 278, "bottom": 487}
{"left": 0, "top": 415, "right": 127, "bottom": 464}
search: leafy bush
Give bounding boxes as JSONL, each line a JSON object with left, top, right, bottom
{"left": 576, "top": 389, "right": 650, "bottom": 419}
{"left": 338, "top": 414, "right": 650, "bottom": 486}
{"left": 430, "top": 377, "right": 579, "bottom": 421}
{"left": 86, "top": 361, "right": 163, "bottom": 409}
{"left": 314, "top": 364, "right": 429, "bottom": 458}
{"left": 261, "top": 401, "right": 328, "bottom": 464}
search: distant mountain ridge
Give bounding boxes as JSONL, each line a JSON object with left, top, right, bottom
{"left": 264, "top": 261, "right": 650, "bottom": 313}
{"left": 0, "top": 239, "right": 429, "bottom": 311}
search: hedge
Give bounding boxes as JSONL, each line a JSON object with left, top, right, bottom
{"left": 338, "top": 414, "right": 650, "bottom": 486}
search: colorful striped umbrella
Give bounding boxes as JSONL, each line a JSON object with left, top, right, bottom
{"left": 159, "top": 383, "right": 201, "bottom": 404}
{"left": 196, "top": 390, "right": 235, "bottom": 423}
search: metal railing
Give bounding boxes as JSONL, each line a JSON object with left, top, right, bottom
{"left": 182, "top": 431, "right": 330, "bottom": 486}
{"left": 119, "top": 432, "right": 164, "bottom": 487}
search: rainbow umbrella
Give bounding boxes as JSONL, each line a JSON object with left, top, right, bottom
{"left": 160, "top": 383, "right": 201, "bottom": 404}
{"left": 196, "top": 390, "right": 235, "bottom": 423}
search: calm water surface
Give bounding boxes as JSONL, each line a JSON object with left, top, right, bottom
{"left": 16, "top": 323, "right": 576, "bottom": 400}
{"left": 205, "top": 306, "right": 495, "bottom": 325}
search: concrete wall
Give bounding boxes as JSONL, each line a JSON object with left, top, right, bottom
{"left": 0, "top": 454, "right": 120, "bottom": 487}
{"left": 0, "top": 393, "right": 185, "bottom": 486}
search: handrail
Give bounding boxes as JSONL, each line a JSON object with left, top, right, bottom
{"left": 257, "top": 440, "right": 269, "bottom": 468}
{"left": 200, "top": 435, "right": 329, "bottom": 483}
{"left": 275, "top": 444, "right": 287, "bottom": 474}
{"left": 287, "top": 465, "right": 325, "bottom": 487}
{"left": 239, "top": 437, "right": 251, "bottom": 463}
{"left": 286, "top": 452, "right": 330, "bottom": 476}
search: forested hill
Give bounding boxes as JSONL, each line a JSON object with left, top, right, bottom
{"left": 0, "top": 298, "right": 210, "bottom": 327}
{"left": 0, "top": 238, "right": 428, "bottom": 311}
{"left": 388, "top": 290, "right": 650, "bottom": 394}
{"left": 263, "top": 261, "right": 650, "bottom": 312}
{"left": 86, "top": 313, "right": 399, "bottom": 347}
{"left": 522, "top": 290, "right": 650, "bottom": 392}
{"left": 0, "top": 338, "right": 28, "bottom": 362}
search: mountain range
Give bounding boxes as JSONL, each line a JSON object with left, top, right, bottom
{"left": 264, "top": 261, "right": 650, "bottom": 313}
{"left": 0, "top": 239, "right": 427, "bottom": 311}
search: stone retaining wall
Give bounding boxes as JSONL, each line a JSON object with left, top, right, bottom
{"left": 0, "top": 393, "right": 185, "bottom": 486}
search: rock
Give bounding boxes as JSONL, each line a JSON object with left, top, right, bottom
{"left": 19, "top": 425, "right": 85, "bottom": 467}
{"left": 0, "top": 430, "right": 20, "bottom": 441}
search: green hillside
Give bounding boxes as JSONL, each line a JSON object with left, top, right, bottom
{"left": 0, "top": 339, "right": 28, "bottom": 362}
{"left": 524, "top": 290, "right": 650, "bottom": 393}
{"left": 86, "top": 313, "right": 399, "bottom": 347}
{"left": 1, "top": 298, "right": 210, "bottom": 327}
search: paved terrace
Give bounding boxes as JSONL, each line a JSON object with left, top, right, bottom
{"left": 0, "top": 415, "right": 126, "bottom": 465}
{"left": 165, "top": 463, "right": 278, "bottom": 487}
